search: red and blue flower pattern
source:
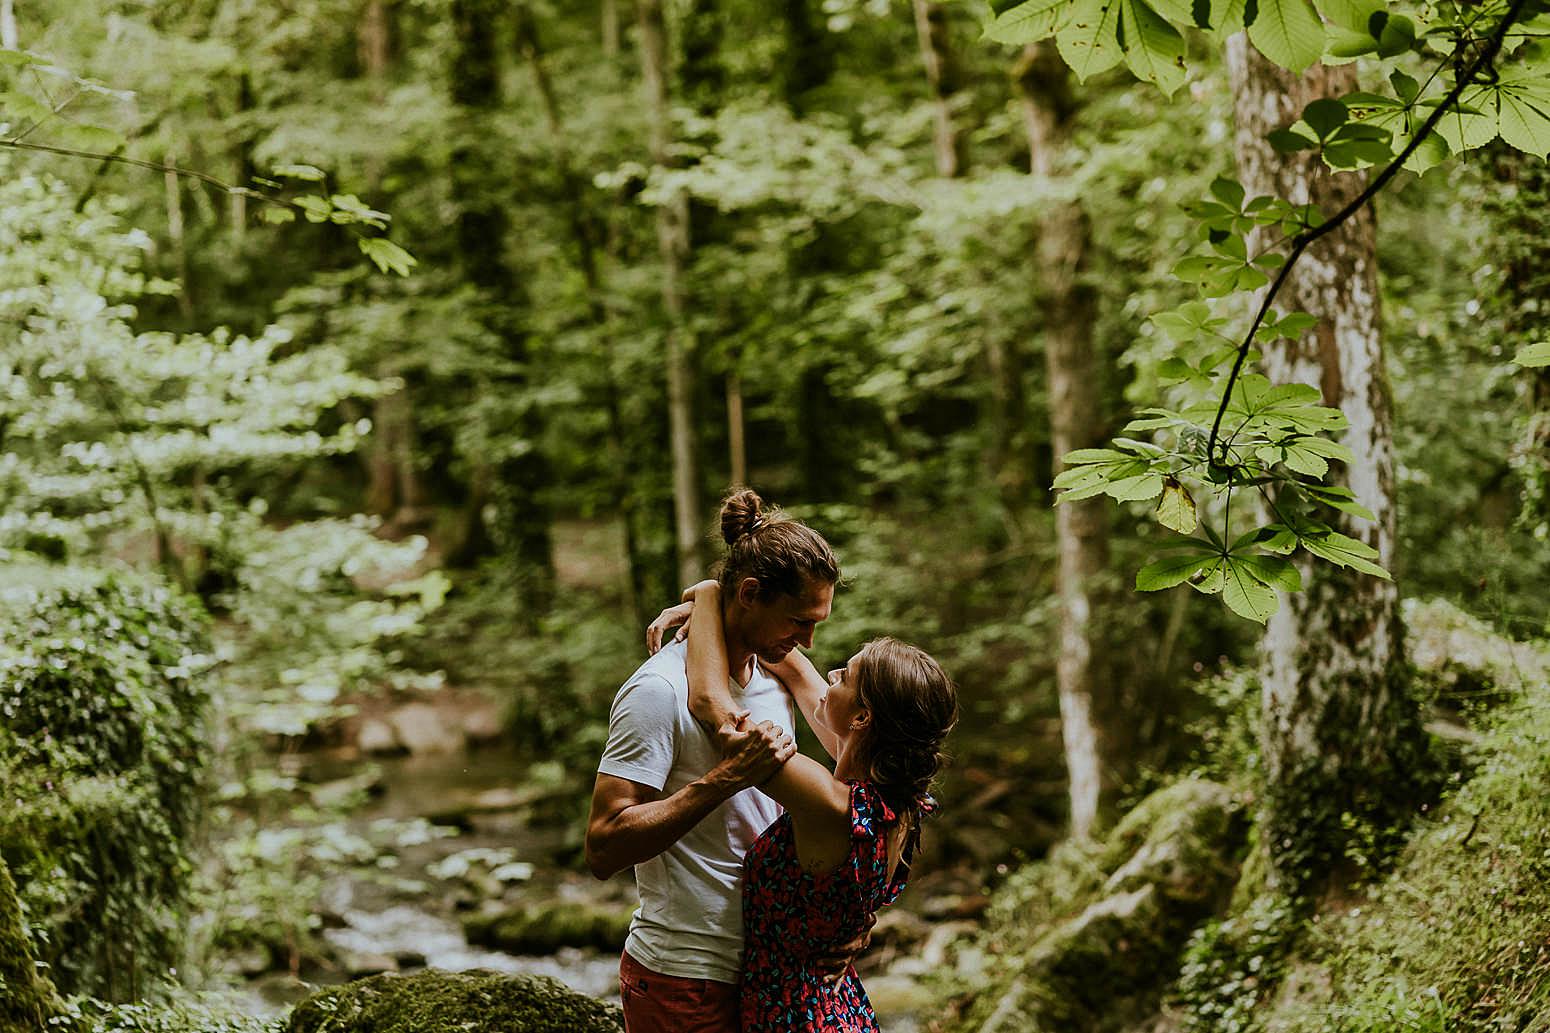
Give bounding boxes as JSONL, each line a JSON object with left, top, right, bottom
{"left": 739, "top": 780, "right": 930, "bottom": 1032}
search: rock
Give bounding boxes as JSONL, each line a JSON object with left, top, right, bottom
{"left": 462, "top": 901, "right": 634, "bottom": 954}
{"left": 285, "top": 970, "right": 623, "bottom": 1033}
{"left": 389, "top": 703, "right": 464, "bottom": 755}
{"left": 357, "top": 718, "right": 404, "bottom": 756}
{"left": 953, "top": 778, "right": 1248, "bottom": 1033}
{"left": 342, "top": 950, "right": 399, "bottom": 980}
{"left": 392, "top": 950, "right": 427, "bottom": 969}
{"left": 310, "top": 770, "right": 387, "bottom": 810}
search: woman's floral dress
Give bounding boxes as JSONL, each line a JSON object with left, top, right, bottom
{"left": 739, "top": 779, "right": 929, "bottom": 1032}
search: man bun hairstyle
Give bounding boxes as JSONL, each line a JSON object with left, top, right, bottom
{"left": 853, "top": 637, "right": 959, "bottom": 820}
{"left": 717, "top": 488, "right": 840, "bottom": 600}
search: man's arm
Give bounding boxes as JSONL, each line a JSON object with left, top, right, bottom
{"left": 585, "top": 723, "right": 794, "bottom": 880}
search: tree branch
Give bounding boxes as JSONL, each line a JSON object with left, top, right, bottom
{"left": 1207, "top": 0, "right": 1531, "bottom": 468}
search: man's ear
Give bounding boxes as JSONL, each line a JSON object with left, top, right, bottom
{"left": 736, "top": 576, "right": 762, "bottom": 608}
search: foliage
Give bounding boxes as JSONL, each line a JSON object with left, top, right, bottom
{"left": 1175, "top": 893, "right": 1299, "bottom": 1032}
{"left": 0, "top": 572, "right": 211, "bottom": 1001}
{"left": 285, "top": 971, "right": 623, "bottom": 1033}
{"left": 56, "top": 993, "right": 280, "bottom": 1033}
{"left": 1245, "top": 633, "right": 1550, "bottom": 1032}
{"left": 988, "top": 0, "right": 1550, "bottom": 618}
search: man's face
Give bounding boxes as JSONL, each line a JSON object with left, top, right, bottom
{"left": 744, "top": 578, "right": 835, "bottom": 664}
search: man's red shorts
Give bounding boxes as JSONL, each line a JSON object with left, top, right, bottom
{"left": 619, "top": 950, "right": 740, "bottom": 1033}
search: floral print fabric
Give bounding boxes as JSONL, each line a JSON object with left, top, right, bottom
{"left": 738, "top": 780, "right": 923, "bottom": 1032}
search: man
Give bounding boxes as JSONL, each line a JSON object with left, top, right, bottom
{"left": 586, "top": 491, "right": 841, "bottom": 1032}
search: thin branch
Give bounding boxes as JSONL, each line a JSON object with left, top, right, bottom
{"left": 1207, "top": 0, "right": 1531, "bottom": 467}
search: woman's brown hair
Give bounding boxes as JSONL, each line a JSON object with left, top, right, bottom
{"left": 852, "top": 637, "right": 959, "bottom": 822}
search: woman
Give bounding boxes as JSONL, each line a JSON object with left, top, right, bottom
{"left": 655, "top": 570, "right": 958, "bottom": 1032}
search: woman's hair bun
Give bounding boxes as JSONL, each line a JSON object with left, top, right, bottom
{"left": 719, "top": 488, "right": 764, "bottom": 545}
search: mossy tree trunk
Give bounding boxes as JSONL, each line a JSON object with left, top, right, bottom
{"left": 1228, "top": 38, "right": 1425, "bottom": 892}
{"left": 1016, "top": 42, "right": 1117, "bottom": 842}
{"left": 0, "top": 856, "right": 62, "bottom": 1033}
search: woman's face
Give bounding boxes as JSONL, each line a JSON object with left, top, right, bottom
{"left": 815, "top": 652, "right": 866, "bottom": 736}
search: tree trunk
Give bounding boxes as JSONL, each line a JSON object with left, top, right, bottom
{"left": 726, "top": 368, "right": 747, "bottom": 489}
{"left": 1, "top": 856, "right": 62, "bottom": 1033}
{"left": 912, "top": 0, "right": 965, "bottom": 179}
{"left": 601, "top": 0, "right": 622, "bottom": 56}
{"left": 164, "top": 151, "right": 194, "bottom": 320}
{"left": 1015, "top": 42, "right": 1114, "bottom": 842}
{"left": 639, "top": 0, "right": 703, "bottom": 590}
{"left": 1228, "top": 36, "right": 1423, "bottom": 892}
{"left": 448, "top": 0, "right": 555, "bottom": 610}
{"left": 780, "top": 0, "right": 834, "bottom": 114}
{"left": 0, "top": 0, "right": 16, "bottom": 51}
{"left": 516, "top": 0, "right": 655, "bottom": 621}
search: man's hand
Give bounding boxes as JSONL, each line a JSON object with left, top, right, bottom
{"left": 707, "top": 711, "right": 795, "bottom": 791}
{"left": 813, "top": 913, "right": 877, "bottom": 984}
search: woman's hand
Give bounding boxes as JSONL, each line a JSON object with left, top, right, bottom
{"left": 645, "top": 600, "right": 693, "bottom": 655}
{"left": 680, "top": 578, "right": 720, "bottom": 603}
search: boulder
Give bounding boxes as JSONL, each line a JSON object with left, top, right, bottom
{"left": 285, "top": 970, "right": 623, "bottom": 1033}
{"left": 462, "top": 901, "right": 634, "bottom": 954}
{"left": 954, "top": 778, "right": 1248, "bottom": 1033}
{"left": 388, "top": 703, "right": 464, "bottom": 755}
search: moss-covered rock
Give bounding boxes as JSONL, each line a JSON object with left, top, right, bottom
{"left": 953, "top": 778, "right": 1247, "bottom": 1033}
{"left": 0, "top": 572, "right": 211, "bottom": 1001}
{"left": 461, "top": 901, "right": 633, "bottom": 954}
{"left": 284, "top": 970, "right": 623, "bottom": 1033}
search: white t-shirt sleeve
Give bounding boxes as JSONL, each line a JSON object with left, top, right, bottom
{"left": 597, "top": 672, "right": 679, "bottom": 792}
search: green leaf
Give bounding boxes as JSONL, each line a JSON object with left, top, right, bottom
{"left": 1248, "top": 0, "right": 1325, "bottom": 71}
{"left": 1303, "top": 97, "right": 1349, "bottom": 139}
{"left": 1495, "top": 72, "right": 1550, "bottom": 158}
{"left": 1136, "top": 548, "right": 1221, "bottom": 590}
{"left": 1057, "top": 0, "right": 1125, "bottom": 79}
{"left": 53, "top": 122, "right": 125, "bottom": 153}
{"left": 1432, "top": 83, "right": 1499, "bottom": 156}
{"left": 1314, "top": 0, "right": 1382, "bottom": 33}
{"left": 0, "top": 49, "right": 42, "bottom": 67}
{"left": 1390, "top": 69, "right": 1420, "bottom": 103}
{"left": 1156, "top": 478, "right": 1199, "bottom": 533}
{"left": 985, "top": 0, "right": 1072, "bottom": 41}
{"left": 1106, "top": 473, "right": 1167, "bottom": 501}
{"left": 1119, "top": 0, "right": 1187, "bottom": 95}
{"left": 260, "top": 207, "right": 297, "bottom": 225}
{"left": 1239, "top": 552, "right": 1303, "bottom": 591}
{"left": 1268, "top": 126, "right": 1319, "bottom": 151}
{"left": 1301, "top": 530, "right": 1392, "bottom": 579}
{"left": 0, "top": 90, "right": 52, "bottom": 125}
{"left": 1221, "top": 556, "right": 1280, "bottom": 622}
{"left": 274, "top": 163, "right": 328, "bottom": 182}
{"left": 1513, "top": 341, "right": 1550, "bottom": 367}
{"left": 358, "top": 238, "right": 418, "bottom": 277}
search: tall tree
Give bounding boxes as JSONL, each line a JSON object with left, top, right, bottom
{"left": 639, "top": 0, "right": 703, "bottom": 589}
{"left": 448, "top": 0, "right": 555, "bottom": 612}
{"left": 1227, "top": 38, "right": 1424, "bottom": 890}
{"left": 515, "top": 0, "right": 659, "bottom": 621}
{"left": 781, "top": 0, "right": 834, "bottom": 114}
{"left": 912, "top": 0, "right": 965, "bottom": 178}
{"left": 1015, "top": 41, "right": 1115, "bottom": 840}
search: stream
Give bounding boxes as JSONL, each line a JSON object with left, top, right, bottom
{"left": 233, "top": 747, "right": 931, "bottom": 1031}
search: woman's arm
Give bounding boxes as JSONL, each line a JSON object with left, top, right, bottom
{"left": 767, "top": 649, "right": 841, "bottom": 760}
{"left": 685, "top": 584, "right": 851, "bottom": 845}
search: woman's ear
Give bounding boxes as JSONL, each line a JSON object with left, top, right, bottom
{"left": 852, "top": 707, "right": 872, "bottom": 732}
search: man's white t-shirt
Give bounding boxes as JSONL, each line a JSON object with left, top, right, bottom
{"left": 597, "top": 639, "right": 793, "bottom": 984}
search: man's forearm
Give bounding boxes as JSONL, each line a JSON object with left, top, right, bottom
{"left": 588, "top": 773, "right": 737, "bottom": 878}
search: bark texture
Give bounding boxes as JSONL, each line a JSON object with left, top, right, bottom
{"left": 913, "top": 0, "right": 965, "bottom": 178}
{"left": 1228, "top": 35, "right": 1423, "bottom": 890}
{"left": 639, "top": 0, "right": 704, "bottom": 590}
{"left": 1016, "top": 42, "right": 1115, "bottom": 841}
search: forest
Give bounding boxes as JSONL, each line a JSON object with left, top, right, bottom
{"left": 1, "top": 0, "right": 1548, "bottom": 1030}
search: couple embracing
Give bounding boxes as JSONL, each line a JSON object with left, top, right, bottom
{"left": 586, "top": 489, "right": 959, "bottom": 1033}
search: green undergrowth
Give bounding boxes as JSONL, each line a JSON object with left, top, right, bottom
{"left": 1243, "top": 633, "right": 1550, "bottom": 1032}
{"left": 285, "top": 971, "right": 622, "bottom": 1033}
